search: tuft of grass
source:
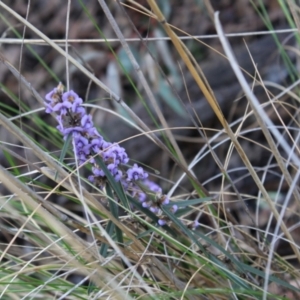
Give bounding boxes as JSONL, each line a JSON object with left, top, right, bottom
{"left": 0, "top": 0, "right": 299, "bottom": 299}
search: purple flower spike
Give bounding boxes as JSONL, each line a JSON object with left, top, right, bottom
{"left": 45, "top": 84, "right": 172, "bottom": 226}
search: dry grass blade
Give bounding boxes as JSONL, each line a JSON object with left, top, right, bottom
{"left": 214, "top": 11, "right": 300, "bottom": 266}
{"left": 0, "top": 165, "right": 129, "bottom": 298}
{"left": 147, "top": 0, "right": 260, "bottom": 251}
{"left": 148, "top": 0, "right": 300, "bottom": 279}
{"left": 244, "top": 43, "right": 300, "bottom": 204}
{"left": 146, "top": 0, "right": 223, "bottom": 126}
{"left": 97, "top": 0, "right": 187, "bottom": 169}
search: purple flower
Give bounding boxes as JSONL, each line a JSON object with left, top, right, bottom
{"left": 52, "top": 101, "right": 72, "bottom": 115}
{"left": 103, "top": 143, "right": 129, "bottom": 165}
{"left": 62, "top": 90, "right": 83, "bottom": 112}
{"left": 88, "top": 175, "right": 95, "bottom": 182}
{"left": 158, "top": 219, "right": 166, "bottom": 226}
{"left": 107, "top": 162, "right": 118, "bottom": 174}
{"left": 102, "top": 141, "right": 112, "bottom": 150}
{"left": 121, "top": 179, "right": 129, "bottom": 191}
{"left": 80, "top": 114, "right": 93, "bottom": 130}
{"left": 170, "top": 205, "right": 178, "bottom": 213}
{"left": 112, "top": 145, "right": 129, "bottom": 164}
{"left": 142, "top": 202, "right": 150, "bottom": 208}
{"left": 127, "top": 164, "right": 148, "bottom": 181}
{"left": 129, "top": 184, "right": 146, "bottom": 202}
{"left": 90, "top": 137, "right": 103, "bottom": 153}
{"left": 150, "top": 206, "right": 159, "bottom": 214}
{"left": 191, "top": 221, "right": 199, "bottom": 229}
{"left": 161, "top": 196, "right": 169, "bottom": 205}
{"left": 45, "top": 88, "right": 60, "bottom": 103}
{"left": 44, "top": 85, "right": 65, "bottom": 113}
{"left": 58, "top": 125, "right": 84, "bottom": 138}
{"left": 143, "top": 179, "right": 162, "bottom": 194}
{"left": 74, "top": 106, "right": 86, "bottom": 117}
{"left": 75, "top": 136, "right": 89, "bottom": 148}
{"left": 92, "top": 166, "right": 105, "bottom": 177}
{"left": 137, "top": 191, "right": 146, "bottom": 202}
{"left": 113, "top": 169, "right": 122, "bottom": 181}
{"left": 74, "top": 136, "right": 91, "bottom": 163}
{"left": 86, "top": 127, "right": 100, "bottom": 137}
